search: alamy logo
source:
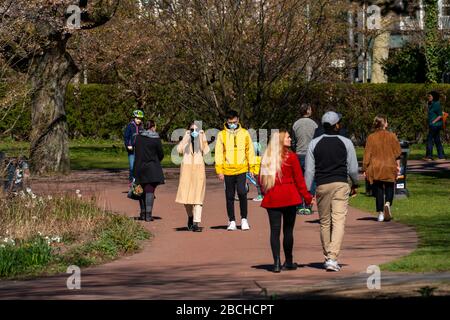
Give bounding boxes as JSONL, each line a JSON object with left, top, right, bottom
{"left": 66, "top": 5, "right": 81, "bottom": 30}
{"left": 66, "top": 265, "right": 81, "bottom": 290}
{"left": 366, "top": 265, "right": 381, "bottom": 290}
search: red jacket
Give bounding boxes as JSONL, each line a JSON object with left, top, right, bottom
{"left": 260, "top": 152, "right": 312, "bottom": 209}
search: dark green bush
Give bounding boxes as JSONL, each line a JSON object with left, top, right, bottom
{"left": 302, "top": 83, "right": 450, "bottom": 144}
{"left": 2, "top": 83, "right": 450, "bottom": 144}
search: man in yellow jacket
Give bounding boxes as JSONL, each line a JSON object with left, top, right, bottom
{"left": 215, "top": 110, "right": 257, "bottom": 231}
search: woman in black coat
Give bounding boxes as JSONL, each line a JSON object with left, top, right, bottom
{"left": 133, "top": 120, "right": 165, "bottom": 221}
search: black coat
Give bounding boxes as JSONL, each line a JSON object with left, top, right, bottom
{"left": 133, "top": 132, "right": 165, "bottom": 185}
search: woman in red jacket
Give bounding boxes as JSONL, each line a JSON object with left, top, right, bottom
{"left": 260, "top": 130, "right": 313, "bottom": 273}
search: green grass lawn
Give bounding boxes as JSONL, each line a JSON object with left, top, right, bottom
{"left": 0, "top": 139, "right": 176, "bottom": 170}
{"left": 350, "top": 171, "right": 450, "bottom": 272}
{"left": 355, "top": 144, "right": 450, "bottom": 161}
{"left": 2, "top": 138, "right": 449, "bottom": 170}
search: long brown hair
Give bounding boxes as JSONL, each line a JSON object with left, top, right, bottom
{"left": 259, "top": 130, "right": 290, "bottom": 192}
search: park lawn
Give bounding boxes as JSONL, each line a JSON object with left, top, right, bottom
{"left": 2, "top": 138, "right": 449, "bottom": 170}
{"left": 355, "top": 143, "right": 450, "bottom": 160}
{"left": 0, "top": 139, "right": 176, "bottom": 170}
{"left": 350, "top": 171, "right": 450, "bottom": 272}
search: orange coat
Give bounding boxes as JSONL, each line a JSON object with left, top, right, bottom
{"left": 363, "top": 130, "right": 401, "bottom": 184}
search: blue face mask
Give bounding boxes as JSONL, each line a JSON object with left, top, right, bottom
{"left": 191, "top": 131, "right": 199, "bottom": 138}
{"left": 228, "top": 123, "right": 238, "bottom": 130}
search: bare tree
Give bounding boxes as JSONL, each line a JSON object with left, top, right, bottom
{"left": 150, "top": 0, "right": 350, "bottom": 128}
{"left": 0, "top": 0, "right": 119, "bottom": 175}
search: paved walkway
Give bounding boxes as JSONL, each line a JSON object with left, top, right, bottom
{"left": 0, "top": 169, "right": 419, "bottom": 299}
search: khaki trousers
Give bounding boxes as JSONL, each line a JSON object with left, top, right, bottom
{"left": 184, "top": 204, "right": 203, "bottom": 223}
{"left": 316, "top": 182, "right": 350, "bottom": 261}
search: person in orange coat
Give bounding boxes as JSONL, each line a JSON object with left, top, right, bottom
{"left": 259, "top": 130, "right": 312, "bottom": 273}
{"left": 363, "top": 115, "right": 401, "bottom": 222}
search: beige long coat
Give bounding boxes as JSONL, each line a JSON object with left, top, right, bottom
{"left": 175, "top": 131, "right": 210, "bottom": 205}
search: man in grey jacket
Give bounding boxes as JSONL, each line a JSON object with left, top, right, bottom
{"left": 292, "top": 103, "right": 318, "bottom": 215}
{"left": 305, "top": 111, "right": 359, "bottom": 272}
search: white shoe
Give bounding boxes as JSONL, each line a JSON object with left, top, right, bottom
{"left": 241, "top": 218, "right": 250, "bottom": 231}
{"left": 378, "top": 212, "right": 385, "bottom": 222}
{"left": 227, "top": 221, "right": 237, "bottom": 231}
{"left": 325, "top": 259, "right": 341, "bottom": 272}
{"left": 384, "top": 202, "right": 392, "bottom": 221}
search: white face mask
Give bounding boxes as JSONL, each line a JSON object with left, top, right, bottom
{"left": 228, "top": 123, "right": 238, "bottom": 130}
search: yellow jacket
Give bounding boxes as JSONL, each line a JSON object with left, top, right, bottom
{"left": 215, "top": 124, "right": 257, "bottom": 175}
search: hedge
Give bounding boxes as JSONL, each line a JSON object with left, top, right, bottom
{"left": 1, "top": 83, "right": 449, "bottom": 144}
{"left": 303, "top": 83, "right": 450, "bottom": 144}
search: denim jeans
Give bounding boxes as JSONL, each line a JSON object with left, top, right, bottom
{"left": 128, "top": 153, "right": 135, "bottom": 183}
{"left": 426, "top": 126, "right": 445, "bottom": 159}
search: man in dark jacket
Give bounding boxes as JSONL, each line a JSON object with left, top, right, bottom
{"left": 124, "top": 110, "right": 144, "bottom": 183}
{"left": 133, "top": 120, "right": 165, "bottom": 222}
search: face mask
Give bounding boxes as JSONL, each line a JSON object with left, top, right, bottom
{"left": 191, "top": 131, "right": 199, "bottom": 138}
{"left": 228, "top": 123, "right": 238, "bottom": 130}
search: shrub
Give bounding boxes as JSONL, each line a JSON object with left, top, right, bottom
{"left": 0, "top": 236, "right": 53, "bottom": 277}
{"left": 0, "top": 191, "right": 150, "bottom": 279}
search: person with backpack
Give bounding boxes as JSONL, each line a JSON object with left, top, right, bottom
{"left": 259, "top": 130, "right": 312, "bottom": 273}
{"left": 424, "top": 91, "right": 446, "bottom": 161}
{"left": 305, "top": 111, "right": 359, "bottom": 272}
{"left": 134, "top": 120, "right": 165, "bottom": 222}
{"left": 215, "top": 110, "right": 257, "bottom": 231}
{"left": 363, "top": 115, "right": 402, "bottom": 222}
{"left": 175, "top": 121, "right": 210, "bottom": 232}
{"left": 124, "top": 110, "right": 144, "bottom": 184}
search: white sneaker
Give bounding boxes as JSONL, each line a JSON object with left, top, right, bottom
{"left": 384, "top": 202, "right": 392, "bottom": 221}
{"left": 227, "top": 221, "right": 237, "bottom": 231}
{"left": 241, "top": 218, "right": 250, "bottom": 231}
{"left": 325, "top": 259, "right": 341, "bottom": 272}
{"left": 378, "top": 212, "right": 385, "bottom": 222}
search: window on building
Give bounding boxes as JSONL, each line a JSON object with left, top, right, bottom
{"left": 442, "top": 0, "right": 450, "bottom": 16}
{"left": 439, "top": 0, "right": 450, "bottom": 29}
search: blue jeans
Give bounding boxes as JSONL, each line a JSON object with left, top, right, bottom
{"left": 297, "top": 154, "right": 316, "bottom": 206}
{"left": 426, "top": 126, "right": 445, "bottom": 159}
{"left": 128, "top": 153, "right": 135, "bottom": 183}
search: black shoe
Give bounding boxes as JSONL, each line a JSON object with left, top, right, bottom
{"left": 145, "top": 213, "right": 154, "bottom": 222}
{"left": 139, "top": 212, "right": 145, "bottom": 221}
{"left": 273, "top": 257, "right": 281, "bottom": 273}
{"left": 187, "top": 216, "right": 194, "bottom": 230}
{"left": 282, "top": 262, "right": 298, "bottom": 271}
{"left": 192, "top": 223, "right": 202, "bottom": 232}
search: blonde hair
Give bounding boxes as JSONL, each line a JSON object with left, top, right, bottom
{"left": 259, "top": 130, "right": 289, "bottom": 192}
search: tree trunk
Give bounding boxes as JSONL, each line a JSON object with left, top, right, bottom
{"left": 29, "top": 43, "right": 78, "bottom": 175}
{"left": 371, "top": 30, "right": 390, "bottom": 83}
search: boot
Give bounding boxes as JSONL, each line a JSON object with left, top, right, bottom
{"left": 145, "top": 212, "right": 154, "bottom": 222}
{"left": 139, "top": 198, "right": 146, "bottom": 220}
{"left": 282, "top": 259, "right": 298, "bottom": 271}
{"left": 273, "top": 256, "right": 281, "bottom": 273}
{"left": 144, "top": 193, "right": 155, "bottom": 222}
{"left": 192, "top": 222, "right": 202, "bottom": 232}
{"left": 187, "top": 216, "right": 194, "bottom": 230}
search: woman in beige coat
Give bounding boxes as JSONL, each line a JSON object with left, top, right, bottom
{"left": 363, "top": 115, "right": 401, "bottom": 222}
{"left": 175, "top": 122, "right": 210, "bottom": 232}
